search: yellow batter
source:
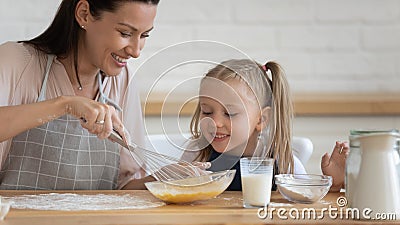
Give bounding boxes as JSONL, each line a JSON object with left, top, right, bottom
{"left": 154, "top": 191, "right": 222, "bottom": 204}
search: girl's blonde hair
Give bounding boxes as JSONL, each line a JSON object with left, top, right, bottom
{"left": 190, "top": 59, "right": 294, "bottom": 174}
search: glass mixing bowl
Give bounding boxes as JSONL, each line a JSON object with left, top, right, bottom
{"left": 275, "top": 174, "right": 332, "bottom": 204}
{"left": 145, "top": 170, "right": 236, "bottom": 204}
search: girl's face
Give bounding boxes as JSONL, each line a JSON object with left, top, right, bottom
{"left": 80, "top": 1, "right": 157, "bottom": 76}
{"left": 199, "top": 78, "right": 263, "bottom": 155}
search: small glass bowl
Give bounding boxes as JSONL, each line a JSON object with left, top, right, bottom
{"left": 275, "top": 174, "right": 332, "bottom": 204}
{"left": 145, "top": 170, "right": 236, "bottom": 204}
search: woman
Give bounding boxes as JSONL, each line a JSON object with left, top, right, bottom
{"left": 0, "top": 0, "right": 159, "bottom": 190}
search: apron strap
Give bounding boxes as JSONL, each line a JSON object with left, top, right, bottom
{"left": 37, "top": 55, "right": 55, "bottom": 102}
{"left": 97, "top": 73, "right": 122, "bottom": 112}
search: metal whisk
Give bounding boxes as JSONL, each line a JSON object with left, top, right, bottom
{"left": 109, "top": 130, "right": 211, "bottom": 185}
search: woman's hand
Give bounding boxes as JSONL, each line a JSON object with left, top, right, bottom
{"left": 321, "top": 141, "right": 349, "bottom": 192}
{"left": 0, "top": 95, "right": 129, "bottom": 144}
{"left": 62, "top": 96, "right": 127, "bottom": 142}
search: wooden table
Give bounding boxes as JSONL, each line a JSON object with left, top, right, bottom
{"left": 0, "top": 190, "right": 397, "bottom": 225}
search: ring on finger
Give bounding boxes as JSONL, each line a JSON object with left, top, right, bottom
{"left": 95, "top": 120, "right": 105, "bottom": 125}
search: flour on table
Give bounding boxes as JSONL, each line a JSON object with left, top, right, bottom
{"left": 4, "top": 193, "right": 165, "bottom": 211}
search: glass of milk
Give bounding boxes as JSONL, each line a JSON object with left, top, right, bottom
{"left": 240, "top": 157, "right": 274, "bottom": 208}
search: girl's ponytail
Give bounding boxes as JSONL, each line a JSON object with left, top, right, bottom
{"left": 265, "top": 62, "right": 294, "bottom": 174}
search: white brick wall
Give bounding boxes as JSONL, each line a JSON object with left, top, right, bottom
{"left": 1, "top": 0, "right": 399, "bottom": 94}
{"left": 0, "top": 0, "right": 62, "bottom": 42}
{"left": 315, "top": 0, "right": 400, "bottom": 23}
{"left": 233, "top": 0, "right": 314, "bottom": 23}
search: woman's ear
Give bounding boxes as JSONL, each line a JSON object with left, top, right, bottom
{"left": 256, "top": 107, "right": 271, "bottom": 132}
{"left": 75, "top": 0, "right": 91, "bottom": 28}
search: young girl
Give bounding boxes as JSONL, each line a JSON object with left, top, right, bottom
{"left": 182, "top": 59, "right": 348, "bottom": 192}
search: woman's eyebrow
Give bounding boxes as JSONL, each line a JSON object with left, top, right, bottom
{"left": 117, "top": 22, "right": 154, "bottom": 33}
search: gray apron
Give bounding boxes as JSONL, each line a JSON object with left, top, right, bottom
{"left": 0, "top": 55, "right": 121, "bottom": 190}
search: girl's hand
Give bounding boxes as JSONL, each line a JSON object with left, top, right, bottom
{"left": 62, "top": 96, "right": 126, "bottom": 141}
{"left": 321, "top": 141, "right": 349, "bottom": 192}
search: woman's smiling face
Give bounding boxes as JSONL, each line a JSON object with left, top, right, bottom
{"left": 80, "top": 1, "right": 157, "bottom": 75}
{"left": 198, "top": 77, "right": 262, "bottom": 155}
